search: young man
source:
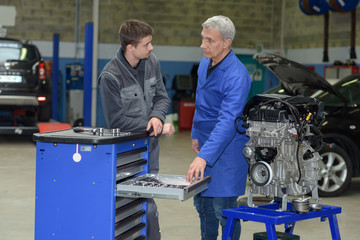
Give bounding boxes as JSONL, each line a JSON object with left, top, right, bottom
{"left": 186, "top": 15, "right": 251, "bottom": 240}
{"left": 98, "top": 19, "right": 173, "bottom": 240}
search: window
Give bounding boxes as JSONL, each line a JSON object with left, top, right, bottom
{"left": 0, "top": 46, "right": 21, "bottom": 62}
{"left": 0, "top": 43, "right": 37, "bottom": 62}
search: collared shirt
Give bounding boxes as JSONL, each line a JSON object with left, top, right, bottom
{"left": 207, "top": 51, "right": 231, "bottom": 78}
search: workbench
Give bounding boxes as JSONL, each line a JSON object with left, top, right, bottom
{"left": 222, "top": 202, "right": 342, "bottom": 240}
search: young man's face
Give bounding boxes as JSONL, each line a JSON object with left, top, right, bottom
{"left": 132, "top": 35, "right": 154, "bottom": 60}
{"left": 200, "top": 28, "right": 229, "bottom": 63}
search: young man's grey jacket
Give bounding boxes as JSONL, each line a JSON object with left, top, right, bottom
{"left": 98, "top": 49, "right": 170, "bottom": 152}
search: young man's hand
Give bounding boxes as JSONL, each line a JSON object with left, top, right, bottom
{"left": 162, "top": 123, "right": 175, "bottom": 136}
{"left": 147, "top": 117, "right": 163, "bottom": 136}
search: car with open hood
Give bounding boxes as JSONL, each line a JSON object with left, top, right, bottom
{"left": 254, "top": 52, "right": 360, "bottom": 197}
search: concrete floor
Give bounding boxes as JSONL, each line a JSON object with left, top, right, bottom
{"left": 1, "top": 131, "right": 360, "bottom": 240}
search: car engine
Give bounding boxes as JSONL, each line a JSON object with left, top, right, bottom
{"left": 239, "top": 94, "right": 325, "bottom": 211}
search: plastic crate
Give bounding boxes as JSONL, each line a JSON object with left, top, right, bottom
{"left": 178, "top": 101, "right": 195, "bottom": 131}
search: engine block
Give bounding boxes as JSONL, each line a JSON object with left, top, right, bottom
{"left": 241, "top": 94, "right": 325, "bottom": 209}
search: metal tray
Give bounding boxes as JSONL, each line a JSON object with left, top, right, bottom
{"left": 116, "top": 174, "right": 211, "bottom": 201}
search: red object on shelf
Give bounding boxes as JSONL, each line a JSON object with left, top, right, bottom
{"left": 307, "top": 65, "right": 315, "bottom": 71}
{"left": 178, "top": 101, "right": 195, "bottom": 131}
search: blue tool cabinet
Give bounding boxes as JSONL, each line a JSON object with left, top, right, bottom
{"left": 33, "top": 129, "right": 149, "bottom": 240}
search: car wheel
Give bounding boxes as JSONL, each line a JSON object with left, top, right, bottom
{"left": 38, "top": 103, "right": 51, "bottom": 122}
{"left": 318, "top": 145, "right": 352, "bottom": 197}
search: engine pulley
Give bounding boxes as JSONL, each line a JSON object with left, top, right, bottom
{"left": 250, "top": 161, "right": 273, "bottom": 186}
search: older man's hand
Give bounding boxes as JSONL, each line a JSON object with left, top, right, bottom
{"left": 192, "top": 139, "right": 200, "bottom": 154}
{"left": 186, "top": 156, "right": 206, "bottom": 182}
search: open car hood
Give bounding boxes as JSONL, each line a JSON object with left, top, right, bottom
{"left": 254, "top": 53, "right": 347, "bottom": 103}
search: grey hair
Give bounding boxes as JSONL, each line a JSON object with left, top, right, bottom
{"left": 202, "top": 15, "right": 236, "bottom": 41}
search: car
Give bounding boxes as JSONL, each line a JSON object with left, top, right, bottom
{"left": 0, "top": 37, "right": 51, "bottom": 125}
{"left": 254, "top": 53, "right": 359, "bottom": 197}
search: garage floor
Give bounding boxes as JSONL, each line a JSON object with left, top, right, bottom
{"left": 0, "top": 131, "right": 360, "bottom": 240}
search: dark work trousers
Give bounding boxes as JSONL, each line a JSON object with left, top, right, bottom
{"left": 147, "top": 144, "right": 161, "bottom": 240}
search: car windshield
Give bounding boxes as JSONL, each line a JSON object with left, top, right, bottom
{"left": 315, "top": 76, "right": 360, "bottom": 107}
{"left": 0, "top": 42, "right": 36, "bottom": 62}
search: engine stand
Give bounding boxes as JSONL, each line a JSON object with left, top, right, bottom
{"left": 222, "top": 202, "right": 342, "bottom": 240}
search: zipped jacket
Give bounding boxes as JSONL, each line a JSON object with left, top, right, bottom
{"left": 98, "top": 49, "right": 170, "bottom": 151}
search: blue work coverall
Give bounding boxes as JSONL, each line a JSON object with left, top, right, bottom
{"left": 191, "top": 50, "right": 251, "bottom": 197}
{"left": 191, "top": 50, "right": 251, "bottom": 240}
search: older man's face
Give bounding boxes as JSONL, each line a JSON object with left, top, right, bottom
{"left": 200, "top": 28, "right": 229, "bottom": 64}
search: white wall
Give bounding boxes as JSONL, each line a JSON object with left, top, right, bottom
{"left": 34, "top": 40, "right": 359, "bottom": 65}
{"left": 34, "top": 40, "right": 278, "bottom": 61}
{"left": 286, "top": 47, "right": 360, "bottom": 64}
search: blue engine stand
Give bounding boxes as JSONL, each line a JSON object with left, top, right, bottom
{"left": 222, "top": 202, "right": 341, "bottom": 240}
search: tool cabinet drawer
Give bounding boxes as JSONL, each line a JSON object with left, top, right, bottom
{"left": 117, "top": 174, "right": 210, "bottom": 201}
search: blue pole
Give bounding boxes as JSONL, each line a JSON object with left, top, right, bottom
{"left": 84, "top": 23, "right": 93, "bottom": 127}
{"left": 51, "top": 34, "right": 60, "bottom": 121}
{"left": 60, "top": 64, "right": 66, "bottom": 123}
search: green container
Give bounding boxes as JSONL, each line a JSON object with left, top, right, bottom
{"left": 253, "top": 232, "right": 300, "bottom": 240}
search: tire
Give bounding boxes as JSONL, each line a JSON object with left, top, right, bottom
{"left": 38, "top": 103, "right": 51, "bottom": 122}
{"left": 318, "top": 145, "right": 352, "bottom": 197}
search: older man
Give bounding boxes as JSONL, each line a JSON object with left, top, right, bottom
{"left": 186, "top": 15, "right": 251, "bottom": 240}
